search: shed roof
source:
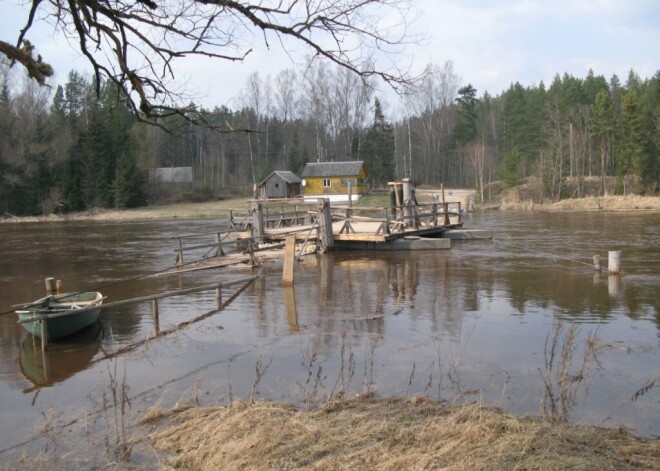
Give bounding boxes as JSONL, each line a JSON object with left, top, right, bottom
{"left": 259, "top": 170, "right": 302, "bottom": 186}
{"left": 302, "top": 161, "right": 364, "bottom": 178}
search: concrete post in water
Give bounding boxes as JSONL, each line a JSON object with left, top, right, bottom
{"left": 608, "top": 273, "right": 621, "bottom": 297}
{"left": 282, "top": 234, "right": 296, "bottom": 285}
{"left": 608, "top": 250, "right": 622, "bottom": 274}
{"left": 45, "top": 277, "right": 56, "bottom": 296}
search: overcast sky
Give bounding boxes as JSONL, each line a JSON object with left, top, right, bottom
{"left": 2, "top": 0, "right": 658, "bottom": 109}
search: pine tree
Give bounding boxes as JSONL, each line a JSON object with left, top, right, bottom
{"left": 363, "top": 98, "right": 395, "bottom": 187}
{"left": 592, "top": 89, "right": 615, "bottom": 195}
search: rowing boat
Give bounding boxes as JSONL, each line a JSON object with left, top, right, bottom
{"left": 16, "top": 292, "right": 105, "bottom": 340}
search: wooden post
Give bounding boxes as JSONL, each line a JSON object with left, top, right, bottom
{"left": 608, "top": 250, "right": 622, "bottom": 274}
{"left": 177, "top": 238, "right": 184, "bottom": 269}
{"left": 441, "top": 183, "right": 449, "bottom": 226}
{"left": 317, "top": 198, "right": 334, "bottom": 251}
{"left": 283, "top": 234, "right": 296, "bottom": 285}
{"left": 348, "top": 182, "right": 353, "bottom": 208}
{"left": 402, "top": 178, "right": 416, "bottom": 228}
{"left": 593, "top": 254, "right": 601, "bottom": 271}
{"left": 215, "top": 233, "right": 224, "bottom": 256}
{"left": 252, "top": 201, "right": 265, "bottom": 243}
{"left": 40, "top": 319, "right": 48, "bottom": 351}
{"left": 152, "top": 299, "right": 160, "bottom": 336}
{"left": 283, "top": 285, "right": 299, "bottom": 333}
{"left": 45, "top": 277, "right": 56, "bottom": 296}
{"left": 55, "top": 279, "right": 62, "bottom": 294}
{"left": 216, "top": 286, "right": 222, "bottom": 308}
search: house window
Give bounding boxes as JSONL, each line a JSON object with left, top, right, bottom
{"left": 323, "top": 178, "right": 331, "bottom": 188}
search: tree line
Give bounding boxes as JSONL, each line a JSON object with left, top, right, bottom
{"left": 1, "top": 62, "right": 658, "bottom": 216}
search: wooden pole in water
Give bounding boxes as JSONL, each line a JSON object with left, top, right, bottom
{"left": 152, "top": 299, "right": 160, "bottom": 336}
{"left": 283, "top": 234, "right": 296, "bottom": 285}
{"left": 440, "top": 183, "right": 449, "bottom": 226}
{"left": 283, "top": 285, "right": 299, "bottom": 332}
{"left": 252, "top": 201, "right": 265, "bottom": 243}
{"left": 593, "top": 254, "right": 602, "bottom": 271}
{"left": 608, "top": 250, "right": 622, "bottom": 274}
{"left": 55, "top": 279, "right": 62, "bottom": 294}
{"left": 45, "top": 277, "right": 56, "bottom": 296}
{"left": 216, "top": 286, "right": 222, "bottom": 308}
{"left": 40, "top": 319, "right": 48, "bottom": 351}
{"left": 317, "top": 198, "right": 334, "bottom": 251}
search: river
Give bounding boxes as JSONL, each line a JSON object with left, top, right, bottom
{"left": 0, "top": 211, "right": 658, "bottom": 466}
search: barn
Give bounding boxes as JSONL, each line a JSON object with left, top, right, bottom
{"left": 257, "top": 171, "right": 302, "bottom": 199}
{"left": 301, "top": 161, "right": 367, "bottom": 202}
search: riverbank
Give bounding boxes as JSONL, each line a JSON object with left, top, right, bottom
{"left": 2, "top": 194, "right": 659, "bottom": 224}
{"left": 493, "top": 195, "right": 660, "bottom": 211}
{"left": 141, "top": 396, "right": 659, "bottom": 470}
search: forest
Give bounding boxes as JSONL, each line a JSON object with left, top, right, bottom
{"left": 1, "top": 60, "right": 658, "bottom": 216}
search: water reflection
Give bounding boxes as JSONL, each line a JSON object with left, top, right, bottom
{"left": 19, "top": 322, "right": 103, "bottom": 390}
{"left": 0, "top": 212, "right": 658, "bottom": 457}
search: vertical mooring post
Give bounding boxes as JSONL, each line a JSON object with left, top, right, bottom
{"left": 440, "top": 183, "right": 449, "bottom": 226}
{"left": 40, "top": 319, "right": 48, "bottom": 351}
{"left": 593, "top": 254, "right": 602, "bottom": 271}
{"left": 402, "top": 178, "right": 416, "bottom": 228}
{"left": 252, "top": 201, "right": 265, "bottom": 243}
{"left": 176, "top": 238, "right": 184, "bottom": 269}
{"left": 45, "top": 277, "right": 56, "bottom": 296}
{"left": 608, "top": 250, "right": 622, "bottom": 274}
{"left": 348, "top": 182, "right": 353, "bottom": 208}
{"left": 282, "top": 234, "right": 297, "bottom": 285}
{"left": 216, "top": 285, "right": 223, "bottom": 309}
{"left": 317, "top": 198, "right": 334, "bottom": 251}
{"left": 152, "top": 299, "right": 160, "bottom": 336}
{"left": 283, "top": 285, "right": 299, "bottom": 333}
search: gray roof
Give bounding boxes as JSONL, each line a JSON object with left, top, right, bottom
{"left": 259, "top": 170, "right": 302, "bottom": 186}
{"left": 302, "top": 161, "right": 364, "bottom": 178}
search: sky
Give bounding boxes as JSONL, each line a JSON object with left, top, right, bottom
{"left": 1, "top": 0, "right": 658, "bottom": 110}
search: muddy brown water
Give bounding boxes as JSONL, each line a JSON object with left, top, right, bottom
{"left": 0, "top": 212, "right": 658, "bottom": 465}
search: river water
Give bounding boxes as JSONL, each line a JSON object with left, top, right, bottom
{"left": 0, "top": 211, "right": 658, "bottom": 465}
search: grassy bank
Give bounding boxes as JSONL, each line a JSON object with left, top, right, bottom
{"left": 2, "top": 192, "right": 659, "bottom": 225}
{"left": 142, "top": 396, "right": 659, "bottom": 470}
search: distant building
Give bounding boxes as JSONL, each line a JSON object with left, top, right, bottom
{"left": 301, "top": 161, "right": 367, "bottom": 202}
{"left": 150, "top": 167, "right": 193, "bottom": 184}
{"left": 257, "top": 171, "right": 302, "bottom": 199}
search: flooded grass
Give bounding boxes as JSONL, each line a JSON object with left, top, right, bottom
{"left": 144, "top": 396, "right": 660, "bottom": 470}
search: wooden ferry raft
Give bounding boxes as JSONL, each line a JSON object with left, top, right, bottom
{"left": 166, "top": 190, "right": 491, "bottom": 276}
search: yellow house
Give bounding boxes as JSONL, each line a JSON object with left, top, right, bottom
{"left": 301, "top": 161, "right": 367, "bottom": 202}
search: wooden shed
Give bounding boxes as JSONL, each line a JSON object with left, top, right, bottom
{"left": 258, "top": 171, "right": 302, "bottom": 199}
{"left": 301, "top": 161, "right": 367, "bottom": 202}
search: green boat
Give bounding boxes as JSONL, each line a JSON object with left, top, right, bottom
{"left": 16, "top": 292, "right": 105, "bottom": 340}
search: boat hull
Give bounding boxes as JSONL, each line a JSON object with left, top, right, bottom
{"left": 17, "top": 292, "right": 104, "bottom": 341}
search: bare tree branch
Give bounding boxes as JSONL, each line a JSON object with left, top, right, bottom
{"left": 2, "top": 0, "right": 418, "bottom": 128}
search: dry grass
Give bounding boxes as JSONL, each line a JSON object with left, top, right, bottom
{"left": 147, "top": 396, "right": 660, "bottom": 470}
{"left": 497, "top": 193, "right": 660, "bottom": 212}
{"left": 0, "top": 198, "right": 254, "bottom": 224}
